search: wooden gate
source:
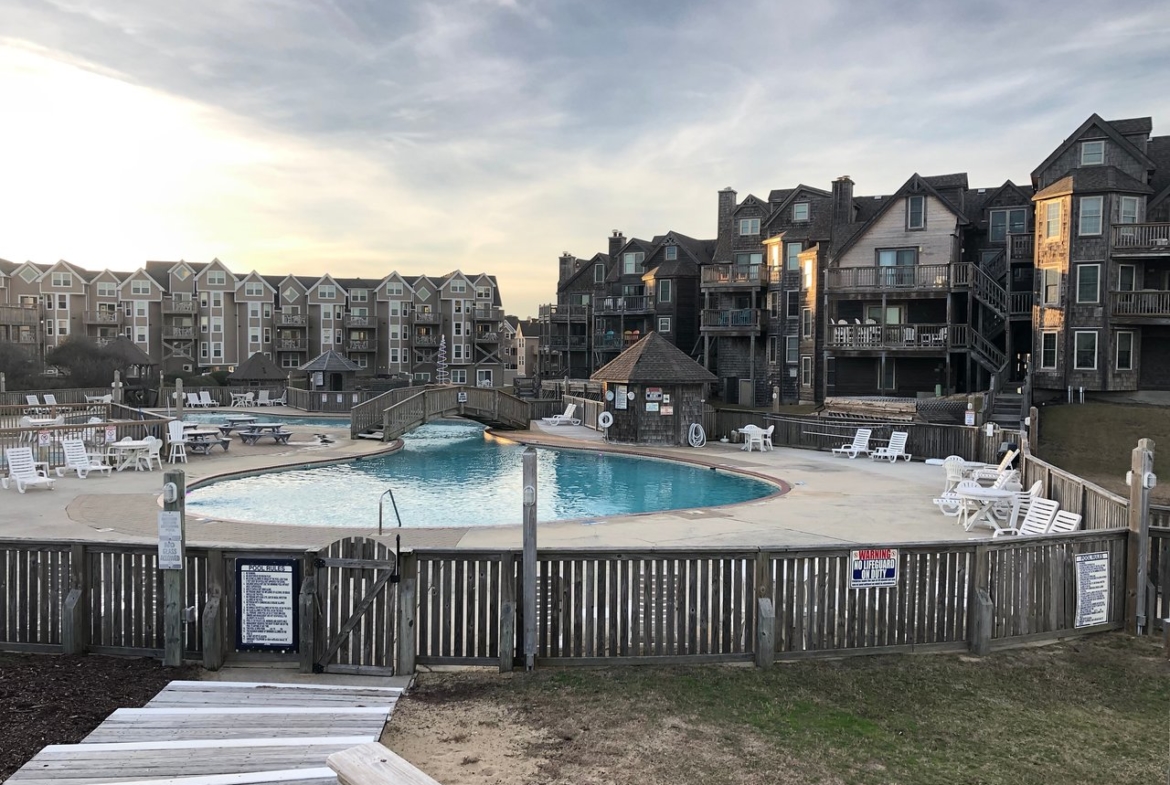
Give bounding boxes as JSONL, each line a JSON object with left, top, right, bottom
{"left": 311, "top": 537, "right": 398, "bottom": 675}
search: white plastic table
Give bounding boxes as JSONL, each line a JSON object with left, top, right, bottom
{"left": 955, "top": 486, "right": 1016, "bottom": 532}
{"left": 107, "top": 440, "right": 151, "bottom": 472}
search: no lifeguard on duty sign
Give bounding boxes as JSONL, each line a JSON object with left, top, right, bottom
{"left": 849, "top": 548, "right": 899, "bottom": 589}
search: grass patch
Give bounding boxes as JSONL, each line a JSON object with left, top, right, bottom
{"left": 400, "top": 634, "right": 1169, "bottom": 785}
{"left": 1036, "top": 402, "right": 1170, "bottom": 502}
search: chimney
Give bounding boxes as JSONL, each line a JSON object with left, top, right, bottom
{"left": 558, "top": 252, "right": 575, "bottom": 284}
{"left": 608, "top": 230, "right": 626, "bottom": 260}
{"left": 832, "top": 176, "right": 854, "bottom": 226}
{"left": 717, "top": 187, "right": 737, "bottom": 251}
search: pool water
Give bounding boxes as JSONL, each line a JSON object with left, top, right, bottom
{"left": 187, "top": 421, "right": 775, "bottom": 528}
{"left": 181, "top": 412, "right": 350, "bottom": 430}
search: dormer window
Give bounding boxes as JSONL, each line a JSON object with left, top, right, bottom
{"left": 244, "top": 282, "right": 264, "bottom": 297}
{"left": 906, "top": 195, "right": 925, "bottom": 230}
{"left": 792, "top": 202, "right": 810, "bottom": 222}
{"left": 594, "top": 263, "right": 606, "bottom": 283}
{"left": 622, "top": 252, "right": 644, "bottom": 275}
{"left": 664, "top": 245, "right": 678, "bottom": 261}
{"left": 739, "top": 218, "right": 760, "bottom": 235}
{"left": 1081, "top": 140, "right": 1105, "bottom": 166}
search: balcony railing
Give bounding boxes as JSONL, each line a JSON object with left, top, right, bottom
{"left": 537, "top": 304, "right": 590, "bottom": 320}
{"left": 474, "top": 332, "right": 498, "bottom": 343}
{"left": 593, "top": 333, "right": 623, "bottom": 350}
{"left": 344, "top": 315, "right": 375, "bottom": 328}
{"left": 413, "top": 334, "right": 440, "bottom": 346}
{"left": 278, "top": 312, "right": 307, "bottom": 326}
{"left": 162, "top": 326, "right": 195, "bottom": 339}
{"left": 472, "top": 306, "right": 502, "bottom": 321}
{"left": 1009, "top": 292, "right": 1034, "bottom": 316}
{"left": 163, "top": 298, "right": 198, "bottom": 314}
{"left": 84, "top": 310, "right": 122, "bottom": 325}
{"left": 1110, "top": 290, "right": 1170, "bottom": 317}
{"left": 826, "top": 323, "right": 951, "bottom": 351}
{"left": 826, "top": 263, "right": 962, "bottom": 291}
{"left": 278, "top": 339, "right": 305, "bottom": 350}
{"left": 545, "top": 335, "right": 589, "bottom": 351}
{"left": 413, "top": 311, "right": 441, "bottom": 324}
{"left": 701, "top": 264, "right": 768, "bottom": 287}
{"left": 768, "top": 268, "right": 802, "bottom": 286}
{"left": 593, "top": 295, "right": 651, "bottom": 314}
{"left": 17, "top": 333, "right": 39, "bottom": 344}
{"left": 700, "top": 308, "right": 762, "bottom": 332}
{"left": 1008, "top": 233, "right": 1034, "bottom": 262}
{"left": 346, "top": 340, "right": 373, "bottom": 351}
{"left": 1112, "top": 223, "right": 1170, "bottom": 253}
{"left": 0, "top": 305, "right": 41, "bottom": 326}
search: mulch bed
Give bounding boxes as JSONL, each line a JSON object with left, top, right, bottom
{"left": 0, "top": 652, "right": 199, "bottom": 779}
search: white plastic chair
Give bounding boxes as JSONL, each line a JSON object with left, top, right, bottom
{"left": 870, "top": 431, "right": 911, "bottom": 462}
{"left": 269, "top": 389, "right": 287, "bottom": 406}
{"left": 993, "top": 497, "right": 1060, "bottom": 538}
{"left": 243, "top": 392, "right": 256, "bottom": 407}
{"left": 743, "top": 425, "right": 766, "bottom": 453}
{"left": 942, "top": 456, "right": 967, "bottom": 493}
{"left": 3, "top": 447, "right": 55, "bottom": 493}
{"left": 831, "top": 429, "right": 872, "bottom": 459}
{"left": 167, "top": 420, "right": 188, "bottom": 464}
{"left": 199, "top": 391, "right": 218, "bottom": 409}
{"left": 761, "top": 425, "right": 774, "bottom": 451}
{"left": 138, "top": 436, "right": 164, "bottom": 471}
{"left": 1048, "top": 510, "right": 1083, "bottom": 533}
{"left": 542, "top": 403, "right": 580, "bottom": 426}
{"left": 256, "top": 390, "right": 271, "bottom": 406}
{"left": 55, "top": 438, "right": 112, "bottom": 479}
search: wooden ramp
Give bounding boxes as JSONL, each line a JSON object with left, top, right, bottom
{"left": 4, "top": 681, "right": 403, "bottom": 785}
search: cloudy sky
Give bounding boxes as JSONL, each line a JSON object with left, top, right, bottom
{"left": 1, "top": 1, "right": 1168, "bottom": 317}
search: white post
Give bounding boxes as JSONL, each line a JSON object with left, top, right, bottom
{"left": 160, "top": 470, "right": 187, "bottom": 667}
{"left": 175, "top": 378, "right": 184, "bottom": 421}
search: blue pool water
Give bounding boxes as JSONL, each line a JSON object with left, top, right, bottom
{"left": 187, "top": 421, "right": 776, "bottom": 528}
{"left": 181, "top": 412, "right": 350, "bottom": 430}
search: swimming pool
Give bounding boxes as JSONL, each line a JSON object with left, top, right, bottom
{"left": 181, "top": 412, "right": 350, "bottom": 430}
{"left": 187, "top": 421, "right": 776, "bottom": 528}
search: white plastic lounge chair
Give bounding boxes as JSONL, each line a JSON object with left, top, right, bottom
{"left": 256, "top": 390, "right": 271, "bottom": 406}
{"left": 43, "top": 393, "right": 59, "bottom": 406}
{"left": 831, "top": 428, "right": 872, "bottom": 459}
{"left": 186, "top": 392, "right": 204, "bottom": 409}
{"left": 269, "top": 389, "right": 287, "bottom": 406}
{"left": 1048, "top": 510, "right": 1083, "bottom": 533}
{"left": 933, "top": 478, "right": 980, "bottom": 517}
{"left": 25, "top": 394, "right": 40, "bottom": 407}
{"left": 993, "top": 497, "right": 1059, "bottom": 538}
{"left": 198, "top": 391, "right": 218, "bottom": 409}
{"left": 55, "top": 438, "right": 112, "bottom": 479}
{"left": 3, "top": 447, "right": 55, "bottom": 493}
{"left": 167, "top": 420, "right": 188, "bottom": 464}
{"left": 971, "top": 449, "right": 1019, "bottom": 484}
{"left": 870, "top": 431, "right": 911, "bottom": 462}
{"left": 542, "top": 403, "right": 580, "bottom": 426}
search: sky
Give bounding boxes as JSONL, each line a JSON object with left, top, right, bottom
{"left": 1, "top": 1, "right": 1168, "bottom": 319}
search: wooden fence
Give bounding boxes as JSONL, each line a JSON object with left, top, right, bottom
{"left": 0, "top": 387, "right": 112, "bottom": 407}
{"left": 286, "top": 387, "right": 380, "bottom": 413}
{"left": 0, "top": 408, "right": 172, "bottom": 471}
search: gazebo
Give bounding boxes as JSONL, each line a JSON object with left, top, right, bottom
{"left": 299, "top": 350, "right": 362, "bottom": 392}
{"left": 228, "top": 351, "right": 289, "bottom": 389}
{"left": 591, "top": 332, "right": 717, "bottom": 446}
{"left": 102, "top": 337, "right": 158, "bottom": 406}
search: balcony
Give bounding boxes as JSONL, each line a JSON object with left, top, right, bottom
{"left": 474, "top": 331, "right": 498, "bottom": 343}
{"left": 700, "top": 308, "right": 762, "bottom": 334}
{"left": 1110, "top": 290, "right": 1170, "bottom": 321}
{"left": 0, "top": 305, "right": 40, "bottom": 327}
{"left": 701, "top": 263, "right": 768, "bottom": 288}
{"left": 826, "top": 323, "right": 952, "bottom": 352}
{"left": 1008, "top": 233, "right": 1034, "bottom": 262}
{"left": 413, "top": 334, "right": 440, "bottom": 347}
{"left": 1009, "top": 292, "right": 1033, "bottom": 317}
{"left": 471, "top": 306, "right": 502, "bottom": 321}
{"left": 768, "top": 268, "right": 801, "bottom": 287}
{"left": 1112, "top": 223, "right": 1170, "bottom": 256}
{"left": 344, "top": 314, "right": 376, "bottom": 328}
{"left": 537, "top": 304, "right": 589, "bottom": 321}
{"left": 593, "top": 333, "right": 623, "bottom": 350}
{"left": 84, "top": 310, "right": 122, "bottom": 325}
{"left": 593, "top": 295, "right": 651, "bottom": 315}
{"left": 162, "top": 326, "right": 195, "bottom": 339}
{"left": 346, "top": 339, "right": 374, "bottom": 352}
{"left": 545, "top": 335, "right": 589, "bottom": 351}
{"left": 16, "top": 333, "right": 39, "bottom": 344}
{"left": 278, "top": 312, "right": 307, "bottom": 327}
{"left": 163, "top": 298, "right": 198, "bottom": 314}
{"left": 826, "top": 263, "right": 964, "bottom": 292}
{"left": 278, "top": 338, "right": 305, "bottom": 350}
{"left": 413, "top": 311, "right": 441, "bottom": 324}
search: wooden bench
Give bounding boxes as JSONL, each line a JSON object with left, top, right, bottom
{"left": 239, "top": 429, "right": 293, "bottom": 446}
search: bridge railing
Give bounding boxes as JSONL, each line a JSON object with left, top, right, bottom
{"left": 379, "top": 385, "right": 542, "bottom": 441}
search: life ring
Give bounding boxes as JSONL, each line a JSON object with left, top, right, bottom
{"left": 598, "top": 411, "right": 614, "bottom": 429}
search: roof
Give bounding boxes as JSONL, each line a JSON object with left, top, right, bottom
{"left": 1032, "top": 114, "right": 1154, "bottom": 185}
{"left": 1033, "top": 167, "right": 1153, "bottom": 200}
{"left": 228, "top": 351, "right": 288, "bottom": 382}
{"left": 299, "top": 350, "right": 362, "bottom": 373}
{"left": 101, "top": 336, "right": 156, "bottom": 366}
{"left": 921, "top": 173, "right": 969, "bottom": 190}
{"left": 1109, "top": 117, "right": 1153, "bottom": 136}
{"left": 591, "top": 332, "right": 717, "bottom": 384}
{"left": 1147, "top": 136, "right": 1170, "bottom": 209}
{"left": 833, "top": 173, "right": 970, "bottom": 258}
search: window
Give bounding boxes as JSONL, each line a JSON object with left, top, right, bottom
{"left": 451, "top": 369, "right": 467, "bottom": 384}
{"left": 249, "top": 330, "right": 260, "bottom": 344}
{"left": 622, "top": 252, "right": 645, "bottom": 275}
{"left": 767, "top": 336, "right": 778, "bottom": 364}
{"left": 658, "top": 280, "right": 672, "bottom": 303}
{"left": 989, "top": 208, "right": 1027, "bottom": 243}
{"left": 200, "top": 316, "right": 208, "bottom": 333}
{"left": 206, "top": 271, "right": 226, "bottom": 286}
{"left": 174, "top": 266, "right": 191, "bottom": 281}
{"left": 19, "top": 266, "right": 38, "bottom": 283}
{"left": 134, "top": 300, "right": 146, "bottom": 317}
{"left": 212, "top": 342, "right": 223, "bottom": 359}
{"left": 131, "top": 279, "right": 150, "bottom": 295}
{"left": 249, "top": 303, "right": 260, "bottom": 319}
{"left": 785, "top": 336, "right": 798, "bottom": 363}
{"left": 453, "top": 343, "right": 463, "bottom": 361}
{"left": 1116, "top": 331, "right": 1134, "bottom": 371}
{"left": 1079, "top": 196, "right": 1103, "bottom": 236}
{"left": 739, "top": 218, "right": 760, "bottom": 235}
{"left": 792, "top": 202, "right": 809, "bottom": 221}
{"left": 801, "top": 307, "right": 812, "bottom": 338}
{"left": 201, "top": 342, "right": 209, "bottom": 359}
{"left": 1045, "top": 202, "right": 1061, "bottom": 239}
{"left": 664, "top": 245, "right": 678, "bottom": 260}
{"left": 45, "top": 320, "right": 53, "bottom": 336}
{"left": 263, "top": 327, "right": 271, "bottom": 343}
{"left": 476, "top": 369, "right": 493, "bottom": 387}
{"left": 800, "top": 356, "right": 812, "bottom": 386}
{"left": 51, "top": 272, "right": 72, "bottom": 287}
{"left": 386, "top": 282, "right": 403, "bottom": 297}
{"left": 353, "top": 354, "right": 368, "bottom": 369}
{"left": 319, "top": 284, "right": 336, "bottom": 299}
{"left": 281, "top": 354, "right": 299, "bottom": 368}
{"left": 658, "top": 317, "right": 671, "bottom": 332}
{"left": 594, "top": 264, "right": 605, "bottom": 283}
{"left": 877, "top": 248, "right": 918, "bottom": 286}
{"left": 906, "top": 195, "right": 925, "bottom": 230}
{"left": 135, "top": 329, "right": 146, "bottom": 343}
{"left": 389, "top": 348, "right": 400, "bottom": 363}
{"left": 57, "top": 294, "right": 67, "bottom": 310}
{"left": 1081, "top": 140, "right": 1105, "bottom": 166}
{"left": 1042, "top": 268, "right": 1061, "bottom": 306}
{"left": 200, "top": 292, "right": 209, "bottom": 307}
{"left": 211, "top": 292, "right": 222, "bottom": 308}
{"left": 454, "top": 322, "right": 463, "bottom": 336}
{"left": 1043, "top": 332, "right": 1062, "bottom": 369}
{"left": 244, "top": 282, "right": 264, "bottom": 297}
{"left": 44, "top": 294, "right": 54, "bottom": 310}
{"left": 1119, "top": 196, "right": 1139, "bottom": 225}
{"left": 880, "top": 359, "right": 896, "bottom": 390}
{"left": 414, "top": 373, "right": 431, "bottom": 382}
{"left": 786, "top": 291, "right": 800, "bottom": 318}
{"left": 449, "top": 282, "right": 465, "bottom": 294}
{"left": 124, "top": 301, "right": 132, "bottom": 317}
{"left": 1118, "top": 264, "right": 1135, "bottom": 292}
{"left": 211, "top": 316, "right": 223, "bottom": 333}
{"left": 1074, "top": 331, "right": 1097, "bottom": 370}
{"left": 263, "top": 304, "right": 272, "bottom": 319}
{"left": 97, "top": 282, "right": 116, "bottom": 298}
{"left": 785, "top": 242, "right": 802, "bottom": 271}
{"left": 1076, "top": 264, "right": 1100, "bottom": 303}
{"left": 58, "top": 320, "right": 70, "bottom": 336}
{"left": 475, "top": 286, "right": 492, "bottom": 300}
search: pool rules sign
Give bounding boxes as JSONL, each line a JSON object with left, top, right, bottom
{"left": 236, "top": 559, "right": 300, "bottom": 651}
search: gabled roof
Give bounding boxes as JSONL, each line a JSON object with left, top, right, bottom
{"left": 116, "top": 268, "right": 162, "bottom": 292}
{"left": 1032, "top": 168, "right": 1153, "bottom": 200}
{"left": 967, "top": 180, "right": 1033, "bottom": 222}
{"left": 833, "top": 173, "right": 970, "bottom": 259}
{"left": 228, "top": 351, "right": 288, "bottom": 381}
{"left": 1109, "top": 117, "right": 1154, "bottom": 137}
{"left": 235, "top": 271, "right": 277, "bottom": 293}
{"left": 921, "top": 173, "right": 969, "bottom": 190}
{"left": 654, "top": 231, "right": 712, "bottom": 276}
{"left": 194, "top": 258, "right": 238, "bottom": 284}
{"left": 307, "top": 273, "right": 348, "bottom": 296}
{"left": 731, "top": 194, "right": 770, "bottom": 216}
{"left": 1148, "top": 136, "right": 1170, "bottom": 210}
{"left": 299, "top": 349, "right": 362, "bottom": 373}
{"left": 591, "top": 331, "right": 717, "bottom": 384}
{"left": 1031, "top": 114, "right": 1154, "bottom": 186}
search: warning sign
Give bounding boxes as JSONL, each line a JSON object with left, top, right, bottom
{"left": 849, "top": 548, "right": 898, "bottom": 589}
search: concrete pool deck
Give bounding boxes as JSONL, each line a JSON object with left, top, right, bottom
{"left": 0, "top": 416, "right": 988, "bottom": 551}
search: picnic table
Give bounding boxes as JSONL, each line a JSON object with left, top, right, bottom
{"left": 238, "top": 423, "right": 293, "bottom": 445}
{"left": 186, "top": 429, "right": 231, "bottom": 455}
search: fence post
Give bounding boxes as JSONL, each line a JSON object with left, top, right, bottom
{"left": 202, "top": 549, "right": 225, "bottom": 671}
{"left": 755, "top": 598, "right": 775, "bottom": 668}
{"left": 396, "top": 552, "right": 417, "bottom": 676}
{"left": 1027, "top": 406, "right": 1039, "bottom": 449}
{"left": 112, "top": 370, "right": 124, "bottom": 405}
{"left": 299, "top": 566, "right": 318, "bottom": 673}
{"left": 968, "top": 544, "right": 992, "bottom": 656}
{"left": 1125, "top": 438, "right": 1155, "bottom": 635}
{"left": 522, "top": 447, "right": 538, "bottom": 671}
{"left": 499, "top": 551, "right": 515, "bottom": 673}
{"left": 62, "top": 543, "right": 89, "bottom": 655}
{"left": 161, "top": 470, "right": 186, "bottom": 667}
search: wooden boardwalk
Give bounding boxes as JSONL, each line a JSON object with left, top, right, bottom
{"left": 4, "top": 681, "right": 402, "bottom": 785}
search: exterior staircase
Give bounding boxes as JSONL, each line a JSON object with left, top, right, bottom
{"left": 988, "top": 391, "right": 1024, "bottom": 429}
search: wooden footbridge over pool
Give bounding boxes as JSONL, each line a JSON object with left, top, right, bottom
{"left": 351, "top": 385, "right": 563, "bottom": 441}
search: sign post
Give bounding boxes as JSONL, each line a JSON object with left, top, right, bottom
{"left": 160, "top": 470, "right": 186, "bottom": 667}
{"left": 522, "top": 447, "right": 537, "bottom": 671}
